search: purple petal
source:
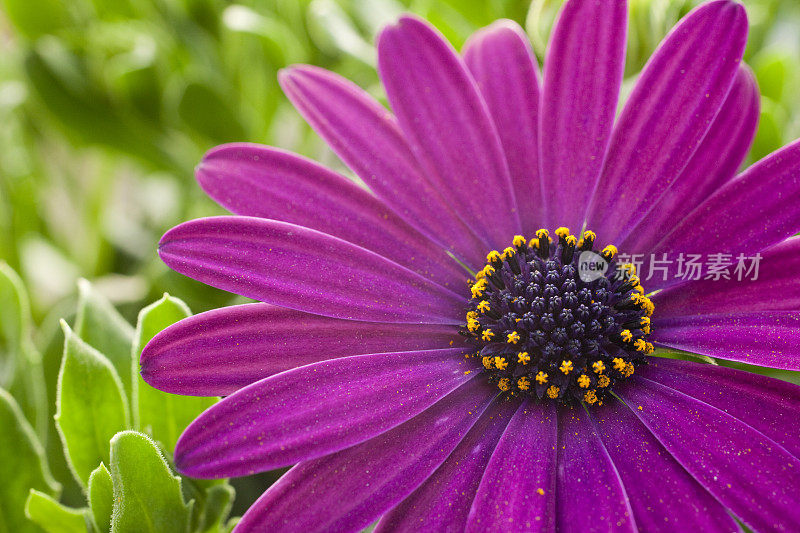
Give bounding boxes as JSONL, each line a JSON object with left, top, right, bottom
{"left": 617, "top": 377, "right": 800, "bottom": 533}
{"left": 159, "top": 216, "right": 465, "bottom": 324}
{"left": 140, "top": 303, "right": 461, "bottom": 396}
{"left": 234, "top": 377, "right": 496, "bottom": 532}
{"left": 651, "top": 312, "right": 800, "bottom": 370}
{"left": 375, "top": 398, "right": 518, "bottom": 533}
{"left": 279, "top": 66, "right": 488, "bottom": 267}
{"left": 642, "top": 139, "right": 800, "bottom": 292}
{"left": 173, "top": 348, "right": 475, "bottom": 478}
{"left": 654, "top": 236, "right": 800, "bottom": 317}
{"left": 196, "top": 143, "right": 466, "bottom": 288}
{"left": 640, "top": 358, "right": 800, "bottom": 461}
{"left": 592, "top": 398, "right": 739, "bottom": 532}
{"left": 587, "top": 0, "right": 748, "bottom": 242}
{"left": 378, "top": 15, "right": 521, "bottom": 249}
{"left": 465, "top": 400, "right": 557, "bottom": 533}
{"left": 538, "top": 0, "right": 627, "bottom": 233}
{"left": 463, "top": 20, "right": 544, "bottom": 234}
{"left": 622, "top": 67, "right": 760, "bottom": 254}
{"left": 556, "top": 404, "right": 636, "bottom": 533}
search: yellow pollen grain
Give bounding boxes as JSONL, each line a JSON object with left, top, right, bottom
{"left": 486, "top": 250, "right": 501, "bottom": 263}
{"left": 555, "top": 227, "right": 570, "bottom": 239}
{"left": 535, "top": 371, "right": 549, "bottom": 384}
{"left": 512, "top": 235, "right": 526, "bottom": 247}
{"left": 592, "top": 361, "right": 606, "bottom": 374}
{"left": 517, "top": 377, "right": 531, "bottom": 391}
{"left": 597, "top": 375, "right": 610, "bottom": 388}
{"left": 584, "top": 390, "right": 598, "bottom": 404}
{"left": 494, "top": 356, "right": 508, "bottom": 370}
{"left": 620, "top": 329, "right": 633, "bottom": 342}
{"left": 482, "top": 329, "right": 495, "bottom": 341}
{"left": 482, "top": 356, "right": 494, "bottom": 369}
{"left": 467, "top": 311, "right": 478, "bottom": 320}
{"left": 612, "top": 357, "right": 626, "bottom": 371}
{"left": 517, "top": 352, "right": 531, "bottom": 365}
{"left": 559, "top": 360, "right": 574, "bottom": 374}
{"left": 577, "top": 374, "right": 591, "bottom": 388}
{"left": 498, "top": 378, "right": 510, "bottom": 392}
{"left": 546, "top": 385, "right": 560, "bottom": 399}
{"left": 507, "top": 331, "right": 521, "bottom": 344}
{"left": 536, "top": 488, "right": 545, "bottom": 496}
{"left": 645, "top": 342, "right": 654, "bottom": 354}
{"left": 477, "top": 301, "right": 491, "bottom": 313}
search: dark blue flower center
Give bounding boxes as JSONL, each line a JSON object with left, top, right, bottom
{"left": 462, "top": 228, "right": 654, "bottom": 406}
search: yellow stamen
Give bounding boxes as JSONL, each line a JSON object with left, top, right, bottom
{"left": 622, "top": 362, "right": 635, "bottom": 378}
{"left": 517, "top": 377, "right": 531, "bottom": 391}
{"left": 620, "top": 329, "right": 633, "bottom": 342}
{"left": 498, "top": 378, "right": 510, "bottom": 391}
{"left": 501, "top": 246, "right": 516, "bottom": 259}
{"left": 535, "top": 229, "right": 549, "bottom": 241}
{"left": 584, "top": 390, "right": 598, "bottom": 404}
{"left": 535, "top": 371, "right": 549, "bottom": 384}
{"left": 482, "top": 356, "right": 494, "bottom": 369}
{"left": 633, "top": 338, "right": 647, "bottom": 352}
{"left": 507, "top": 331, "right": 520, "bottom": 344}
{"left": 592, "top": 361, "right": 606, "bottom": 374}
{"left": 486, "top": 250, "right": 501, "bottom": 263}
{"left": 482, "top": 329, "right": 495, "bottom": 341}
{"left": 577, "top": 374, "right": 591, "bottom": 388}
{"left": 477, "top": 301, "right": 491, "bottom": 313}
{"left": 466, "top": 311, "right": 478, "bottom": 321}
{"left": 602, "top": 244, "right": 618, "bottom": 259}
{"left": 494, "top": 356, "right": 508, "bottom": 370}
{"left": 612, "top": 357, "right": 626, "bottom": 371}
{"left": 517, "top": 352, "right": 530, "bottom": 365}
{"left": 555, "top": 227, "right": 570, "bottom": 239}
{"left": 565, "top": 235, "right": 577, "bottom": 246}
{"left": 512, "top": 235, "right": 527, "bottom": 247}
{"left": 559, "top": 360, "right": 574, "bottom": 374}
{"left": 597, "top": 375, "right": 611, "bottom": 388}
{"left": 467, "top": 319, "right": 480, "bottom": 332}
{"left": 546, "top": 385, "right": 560, "bottom": 399}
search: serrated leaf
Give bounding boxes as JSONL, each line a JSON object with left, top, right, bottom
{"left": 75, "top": 279, "right": 135, "bottom": 399}
{"left": 56, "top": 321, "right": 130, "bottom": 488}
{"left": 88, "top": 463, "right": 113, "bottom": 533}
{"left": 24, "top": 490, "right": 88, "bottom": 533}
{"left": 110, "top": 431, "right": 191, "bottom": 533}
{"left": 197, "top": 484, "right": 235, "bottom": 533}
{"left": 133, "top": 294, "right": 216, "bottom": 452}
{"left": 0, "top": 388, "right": 60, "bottom": 532}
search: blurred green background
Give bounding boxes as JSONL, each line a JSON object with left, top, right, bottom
{"left": 2, "top": 0, "right": 800, "bottom": 528}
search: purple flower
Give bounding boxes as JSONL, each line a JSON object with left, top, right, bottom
{"left": 142, "top": 0, "right": 800, "bottom": 531}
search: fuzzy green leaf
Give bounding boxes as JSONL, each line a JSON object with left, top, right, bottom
{"left": 133, "top": 294, "right": 216, "bottom": 452}
{"left": 88, "top": 463, "right": 113, "bottom": 533}
{"left": 110, "top": 431, "right": 191, "bottom": 533}
{"left": 197, "top": 484, "right": 235, "bottom": 533}
{"left": 0, "top": 388, "right": 60, "bottom": 532}
{"left": 56, "top": 321, "right": 130, "bottom": 488}
{"left": 24, "top": 490, "right": 88, "bottom": 533}
{"left": 75, "top": 279, "right": 135, "bottom": 398}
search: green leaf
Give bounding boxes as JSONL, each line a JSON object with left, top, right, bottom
{"left": 75, "top": 279, "right": 135, "bottom": 399}
{"left": 0, "top": 263, "right": 47, "bottom": 438}
{"left": 177, "top": 82, "right": 246, "bottom": 143}
{"left": 88, "top": 463, "right": 113, "bottom": 533}
{"left": 133, "top": 294, "right": 216, "bottom": 452}
{"left": 24, "top": 490, "right": 88, "bottom": 533}
{"left": 0, "top": 388, "right": 60, "bottom": 533}
{"left": 110, "top": 431, "right": 191, "bottom": 533}
{"left": 197, "top": 484, "right": 235, "bottom": 533}
{"left": 55, "top": 321, "right": 130, "bottom": 488}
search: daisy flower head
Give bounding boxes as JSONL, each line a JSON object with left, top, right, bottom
{"left": 142, "top": 0, "right": 800, "bottom": 531}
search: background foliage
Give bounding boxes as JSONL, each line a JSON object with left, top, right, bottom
{"left": 1, "top": 0, "right": 800, "bottom": 530}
